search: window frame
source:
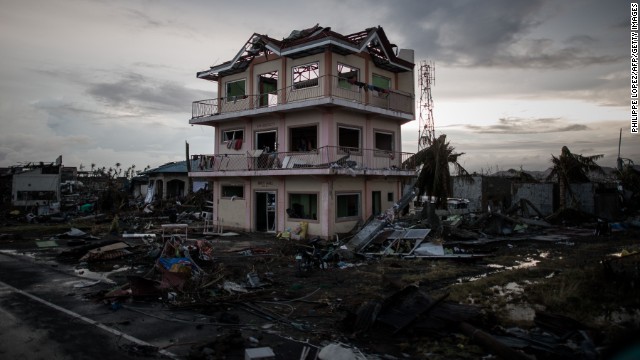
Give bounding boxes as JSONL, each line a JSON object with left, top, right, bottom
{"left": 337, "top": 63, "right": 360, "bottom": 90}
{"left": 287, "top": 192, "right": 319, "bottom": 221}
{"left": 225, "top": 79, "right": 246, "bottom": 102}
{"left": 292, "top": 62, "right": 320, "bottom": 90}
{"left": 336, "top": 192, "right": 361, "bottom": 221}
{"left": 289, "top": 124, "right": 319, "bottom": 152}
{"left": 337, "top": 124, "right": 362, "bottom": 154}
{"left": 221, "top": 184, "right": 244, "bottom": 199}
{"left": 374, "top": 130, "right": 394, "bottom": 154}
{"left": 221, "top": 128, "right": 244, "bottom": 143}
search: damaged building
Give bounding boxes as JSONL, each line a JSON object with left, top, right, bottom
{"left": 188, "top": 24, "right": 417, "bottom": 238}
{"left": 10, "top": 159, "right": 63, "bottom": 215}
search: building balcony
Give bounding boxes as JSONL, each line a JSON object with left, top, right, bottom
{"left": 190, "top": 75, "right": 414, "bottom": 124}
{"left": 189, "top": 146, "right": 416, "bottom": 178}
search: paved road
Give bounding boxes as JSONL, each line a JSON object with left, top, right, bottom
{"left": 0, "top": 251, "right": 187, "bottom": 359}
{"left": 0, "top": 245, "right": 323, "bottom": 360}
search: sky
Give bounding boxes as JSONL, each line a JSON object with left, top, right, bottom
{"left": 0, "top": 0, "right": 635, "bottom": 173}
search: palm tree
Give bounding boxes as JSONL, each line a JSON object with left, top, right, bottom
{"left": 404, "top": 135, "right": 472, "bottom": 234}
{"left": 407, "top": 134, "right": 472, "bottom": 209}
{"left": 546, "top": 146, "right": 604, "bottom": 210}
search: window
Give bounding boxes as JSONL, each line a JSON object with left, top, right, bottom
{"left": 290, "top": 125, "right": 317, "bottom": 151}
{"left": 374, "top": 131, "right": 393, "bottom": 152}
{"left": 226, "top": 79, "right": 246, "bottom": 101}
{"left": 222, "top": 129, "right": 244, "bottom": 143}
{"left": 372, "top": 74, "right": 390, "bottom": 90}
{"left": 338, "top": 126, "right": 360, "bottom": 152}
{"left": 16, "top": 191, "right": 57, "bottom": 201}
{"left": 221, "top": 185, "right": 244, "bottom": 199}
{"left": 288, "top": 193, "right": 318, "bottom": 220}
{"left": 387, "top": 192, "right": 394, "bottom": 202}
{"left": 336, "top": 193, "right": 360, "bottom": 219}
{"left": 292, "top": 62, "right": 319, "bottom": 90}
{"left": 338, "top": 63, "right": 359, "bottom": 90}
{"left": 255, "top": 130, "right": 277, "bottom": 152}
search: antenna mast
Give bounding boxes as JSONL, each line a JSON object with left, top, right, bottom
{"left": 418, "top": 60, "right": 436, "bottom": 151}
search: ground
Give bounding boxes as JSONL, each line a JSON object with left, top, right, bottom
{"left": 0, "top": 217, "right": 639, "bottom": 359}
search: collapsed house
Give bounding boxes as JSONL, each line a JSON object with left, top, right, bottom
{"left": 188, "top": 24, "right": 417, "bottom": 238}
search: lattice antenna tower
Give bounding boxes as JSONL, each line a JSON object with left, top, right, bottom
{"left": 418, "top": 60, "right": 435, "bottom": 151}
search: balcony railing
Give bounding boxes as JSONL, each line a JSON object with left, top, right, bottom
{"left": 191, "top": 75, "right": 413, "bottom": 119}
{"left": 191, "top": 146, "right": 416, "bottom": 173}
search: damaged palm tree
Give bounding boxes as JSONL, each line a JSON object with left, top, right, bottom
{"left": 546, "top": 146, "right": 603, "bottom": 210}
{"left": 405, "top": 134, "right": 472, "bottom": 235}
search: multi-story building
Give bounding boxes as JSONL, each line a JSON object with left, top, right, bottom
{"left": 189, "top": 24, "right": 417, "bottom": 238}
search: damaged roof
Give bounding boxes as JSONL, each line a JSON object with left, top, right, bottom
{"left": 144, "top": 161, "right": 188, "bottom": 175}
{"left": 197, "top": 24, "right": 414, "bottom": 81}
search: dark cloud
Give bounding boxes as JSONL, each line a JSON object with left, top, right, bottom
{"left": 370, "top": 0, "right": 624, "bottom": 69}
{"left": 465, "top": 117, "right": 589, "bottom": 134}
{"left": 86, "top": 72, "right": 210, "bottom": 113}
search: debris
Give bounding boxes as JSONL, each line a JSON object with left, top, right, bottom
{"left": 318, "top": 343, "right": 365, "bottom": 360}
{"left": 244, "top": 346, "right": 275, "bottom": 360}
{"left": 72, "top": 279, "right": 101, "bottom": 288}
{"left": 80, "top": 242, "right": 131, "bottom": 262}
{"left": 35, "top": 239, "right": 59, "bottom": 248}
{"left": 413, "top": 242, "right": 445, "bottom": 256}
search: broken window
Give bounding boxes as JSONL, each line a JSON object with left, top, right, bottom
{"left": 288, "top": 193, "right": 318, "bottom": 220}
{"left": 222, "top": 129, "right": 244, "bottom": 143}
{"left": 290, "top": 125, "right": 317, "bottom": 152}
{"left": 338, "top": 63, "right": 359, "bottom": 90}
{"left": 221, "top": 185, "right": 244, "bottom": 199}
{"left": 336, "top": 193, "right": 360, "bottom": 219}
{"left": 226, "top": 79, "right": 246, "bottom": 101}
{"left": 338, "top": 126, "right": 361, "bottom": 152}
{"left": 292, "top": 62, "right": 319, "bottom": 90}
{"left": 374, "top": 131, "right": 393, "bottom": 151}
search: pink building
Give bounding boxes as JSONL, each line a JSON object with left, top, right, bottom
{"left": 189, "top": 24, "right": 416, "bottom": 238}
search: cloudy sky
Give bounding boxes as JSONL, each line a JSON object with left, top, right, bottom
{"left": 0, "top": 0, "right": 634, "bottom": 173}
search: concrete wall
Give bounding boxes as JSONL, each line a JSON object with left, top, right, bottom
{"left": 452, "top": 176, "right": 483, "bottom": 213}
{"left": 568, "top": 183, "right": 596, "bottom": 214}
{"left": 512, "top": 183, "right": 554, "bottom": 216}
{"left": 12, "top": 168, "right": 61, "bottom": 207}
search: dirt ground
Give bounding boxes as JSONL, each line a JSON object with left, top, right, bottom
{"left": 1, "top": 217, "right": 639, "bottom": 359}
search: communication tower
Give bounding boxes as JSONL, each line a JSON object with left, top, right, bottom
{"left": 418, "top": 61, "right": 435, "bottom": 151}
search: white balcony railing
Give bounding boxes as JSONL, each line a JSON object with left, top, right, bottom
{"left": 191, "top": 75, "right": 413, "bottom": 119}
{"left": 191, "top": 146, "right": 416, "bottom": 173}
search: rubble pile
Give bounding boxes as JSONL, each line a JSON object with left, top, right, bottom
{"left": 1, "top": 194, "right": 640, "bottom": 359}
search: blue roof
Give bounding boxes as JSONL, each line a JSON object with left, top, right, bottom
{"left": 145, "top": 161, "right": 188, "bottom": 174}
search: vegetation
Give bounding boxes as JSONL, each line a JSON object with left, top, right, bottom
{"left": 408, "top": 134, "right": 473, "bottom": 209}
{"left": 404, "top": 135, "right": 472, "bottom": 234}
{"left": 546, "top": 146, "right": 604, "bottom": 209}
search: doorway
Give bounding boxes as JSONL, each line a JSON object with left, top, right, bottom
{"left": 255, "top": 191, "right": 276, "bottom": 232}
{"left": 372, "top": 191, "right": 381, "bottom": 216}
{"left": 258, "top": 71, "right": 278, "bottom": 107}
